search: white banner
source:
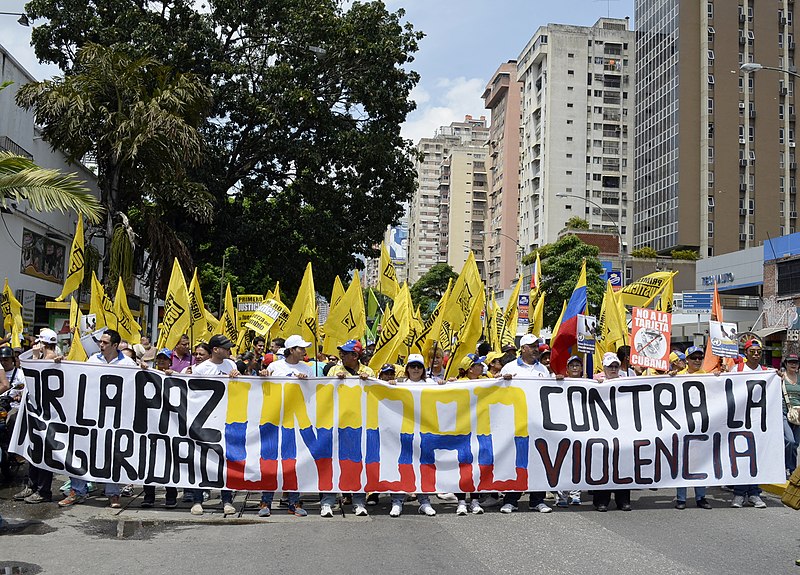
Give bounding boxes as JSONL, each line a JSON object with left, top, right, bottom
{"left": 11, "top": 361, "right": 785, "bottom": 492}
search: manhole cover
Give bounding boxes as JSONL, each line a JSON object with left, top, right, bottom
{"left": 0, "top": 562, "right": 42, "bottom": 574}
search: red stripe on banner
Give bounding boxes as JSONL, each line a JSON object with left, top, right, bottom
{"left": 365, "top": 462, "right": 416, "bottom": 492}
{"left": 420, "top": 463, "right": 436, "bottom": 493}
{"left": 477, "top": 464, "right": 528, "bottom": 491}
{"left": 282, "top": 458, "right": 297, "bottom": 491}
{"left": 225, "top": 459, "right": 279, "bottom": 490}
{"left": 459, "top": 462, "right": 476, "bottom": 493}
{"left": 316, "top": 458, "right": 333, "bottom": 491}
{"left": 339, "top": 459, "right": 363, "bottom": 491}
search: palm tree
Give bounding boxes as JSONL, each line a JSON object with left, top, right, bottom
{"left": 0, "top": 151, "right": 102, "bottom": 223}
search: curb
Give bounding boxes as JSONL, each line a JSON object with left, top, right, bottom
{"left": 760, "top": 482, "right": 787, "bottom": 497}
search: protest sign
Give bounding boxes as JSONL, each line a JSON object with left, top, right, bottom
{"left": 576, "top": 314, "right": 597, "bottom": 353}
{"left": 630, "top": 307, "right": 671, "bottom": 371}
{"left": 710, "top": 320, "right": 739, "bottom": 358}
{"left": 11, "top": 362, "right": 784, "bottom": 492}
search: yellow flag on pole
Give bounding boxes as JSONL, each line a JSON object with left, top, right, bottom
{"left": 219, "top": 283, "right": 239, "bottom": 347}
{"left": 415, "top": 279, "right": 451, "bottom": 360}
{"left": 113, "top": 279, "right": 141, "bottom": 343}
{"left": 369, "top": 284, "right": 411, "bottom": 370}
{"left": 188, "top": 268, "right": 207, "bottom": 345}
{"left": 69, "top": 296, "right": 80, "bottom": 334}
{"left": 377, "top": 244, "right": 400, "bottom": 300}
{"left": 156, "top": 259, "right": 191, "bottom": 350}
{"left": 322, "top": 273, "right": 366, "bottom": 354}
{"left": 89, "top": 271, "right": 116, "bottom": 330}
{"left": 439, "top": 252, "right": 483, "bottom": 353}
{"left": 444, "top": 287, "right": 486, "bottom": 380}
{"left": 656, "top": 272, "right": 675, "bottom": 314}
{"left": 530, "top": 292, "right": 545, "bottom": 337}
{"left": 65, "top": 327, "right": 88, "bottom": 361}
{"left": 1, "top": 279, "right": 23, "bottom": 345}
{"left": 619, "top": 271, "right": 676, "bottom": 308}
{"left": 329, "top": 276, "right": 345, "bottom": 311}
{"left": 280, "top": 263, "right": 319, "bottom": 355}
{"left": 502, "top": 277, "right": 522, "bottom": 342}
{"left": 55, "top": 217, "right": 84, "bottom": 301}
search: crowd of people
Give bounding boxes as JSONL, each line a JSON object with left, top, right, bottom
{"left": 1, "top": 327, "right": 797, "bottom": 520}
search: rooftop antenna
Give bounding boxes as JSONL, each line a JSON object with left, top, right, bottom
{"left": 595, "top": 0, "right": 620, "bottom": 18}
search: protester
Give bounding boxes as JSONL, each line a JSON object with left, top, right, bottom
{"left": 427, "top": 347, "right": 446, "bottom": 383}
{"left": 154, "top": 348, "right": 174, "bottom": 373}
{"left": 236, "top": 351, "right": 259, "bottom": 376}
{"left": 170, "top": 334, "right": 192, "bottom": 373}
{"left": 555, "top": 355, "right": 583, "bottom": 508}
{"left": 538, "top": 344, "right": 553, "bottom": 375}
{"left": 378, "top": 363, "right": 396, "bottom": 382}
{"left": 500, "top": 343, "right": 517, "bottom": 366}
{"left": 30, "top": 328, "right": 58, "bottom": 360}
{"left": 680, "top": 346, "right": 706, "bottom": 375}
{"left": 452, "top": 353, "right": 485, "bottom": 515}
{"left": 783, "top": 354, "right": 800, "bottom": 477}
{"left": 485, "top": 351, "right": 504, "bottom": 377}
{"left": 593, "top": 352, "right": 632, "bottom": 512}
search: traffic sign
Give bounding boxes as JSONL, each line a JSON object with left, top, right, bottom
{"left": 682, "top": 292, "right": 713, "bottom": 312}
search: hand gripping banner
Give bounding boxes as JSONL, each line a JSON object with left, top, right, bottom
{"left": 11, "top": 361, "right": 786, "bottom": 492}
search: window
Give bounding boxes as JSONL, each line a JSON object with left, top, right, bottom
{"left": 707, "top": 2, "right": 713, "bottom": 18}
{"left": 707, "top": 50, "right": 715, "bottom": 60}
{"left": 708, "top": 221, "right": 714, "bottom": 236}
{"left": 708, "top": 74, "right": 715, "bottom": 85}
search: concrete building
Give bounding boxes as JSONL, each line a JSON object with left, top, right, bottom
{"left": 517, "top": 18, "right": 635, "bottom": 270}
{"left": 483, "top": 61, "right": 523, "bottom": 296}
{"left": 407, "top": 116, "right": 489, "bottom": 282}
{"left": 635, "top": 1, "right": 795, "bottom": 257}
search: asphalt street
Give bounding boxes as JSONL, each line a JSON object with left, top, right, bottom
{"left": 0, "top": 483, "right": 797, "bottom": 575}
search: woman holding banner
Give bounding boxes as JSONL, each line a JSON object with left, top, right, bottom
{"left": 782, "top": 354, "right": 800, "bottom": 477}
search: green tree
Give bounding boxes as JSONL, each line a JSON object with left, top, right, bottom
{"left": 25, "top": 0, "right": 424, "bottom": 298}
{"left": 565, "top": 216, "right": 590, "bottom": 230}
{"left": 16, "top": 43, "right": 213, "bottom": 293}
{"left": 670, "top": 249, "right": 699, "bottom": 261}
{"left": 410, "top": 263, "right": 458, "bottom": 317}
{"left": 631, "top": 246, "right": 658, "bottom": 258}
{"left": 537, "top": 234, "right": 604, "bottom": 329}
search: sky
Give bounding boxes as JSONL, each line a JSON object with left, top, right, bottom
{"left": 0, "top": 0, "right": 634, "bottom": 142}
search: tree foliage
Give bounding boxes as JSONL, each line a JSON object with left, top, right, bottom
{"left": 25, "top": 0, "right": 424, "bottom": 298}
{"left": 631, "top": 246, "right": 658, "bottom": 258}
{"left": 536, "top": 234, "right": 604, "bottom": 329}
{"left": 410, "top": 263, "right": 457, "bottom": 316}
{"left": 670, "top": 249, "right": 699, "bottom": 261}
{"left": 564, "top": 216, "right": 590, "bottom": 230}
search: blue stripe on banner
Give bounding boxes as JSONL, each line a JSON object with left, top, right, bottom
{"left": 281, "top": 426, "right": 297, "bottom": 460}
{"left": 298, "top": 426, "right": 333, "bottom": 459}
{"left": 419, "top": 433, "right": 473, "bottom": 465}
{"left": 477, "top": 435, "right": 494, "bottom": 466}
{"left": 259, "top": 422, "right": 279, "bottom": 460}
{"left": 225, "top": 422, "right": 248, "bottom": 462}
{"left": 338, "top": 427, "right": 362, "bottom": 462}
{"left": 515, "top": 436, "right": 529, "bottom": 469}
{"left": 366, "top": 428, "right": 380, "bottom": 464}
{"left": 399, "top": 433, "right": 414, "bottom": 465}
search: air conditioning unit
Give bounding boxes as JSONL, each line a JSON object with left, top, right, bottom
{"left": 792, "top": 211, "right": 799, "bottom": 218}
{"left": 739, "top": 233, "right": 748, "bottom": 241}
{"left": 791, "top": 142, "right": 797, "bottom": 148}
{"left": 739, "top": 102, "right": 746, "bottom": 109}
{"left": 739, "top": 159, "right": 748, "bottom": 166}
{"left": 738, "top": 137, "right": 747, "bottom": 144}
{"left": 739, "top": 208, "right": 747, "bottom": 215}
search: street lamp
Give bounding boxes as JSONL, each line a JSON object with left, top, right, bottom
{"left": 740, "top": 62, "right": 800, "bottom": 79}
{"left": 556, "top": 192, "right": 626, "bottom": 286}
{"left": 0, "top": 12, "right": 30, "bottom": 26}
{"left": 479, "top": 229, "right": 522, "bottom": 294}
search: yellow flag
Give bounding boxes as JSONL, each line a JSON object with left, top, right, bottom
{"left": 398, "top": 284, "right": 424, "bottom": 360}
{"left": 329, "top": 276, "right": 345, "bottom": 311}
{"left": 416, "top": 279, "right": 451, "bottom": 359}
{"left": 245, "top": 298, "right": 291, "bottom": 336}
{"left": 219, "top": 283, "right": 239, "bottom": 348}
{"left": 377, "top": 243, "right": 400, "bottom": 300}
{"left": 89, "top": 271, "right": 116, "bottom": 330}
{"left": 502, "top": 278, "right": 522, "bottom": 342}
{"left": 530, "top": 292, "right": 545, "bottom": 337}
{"left": 439, "top": 252, "right": 483, "bottom": 353}
{"left": 369, "top": 284, "right": 411, "bottom": 370}
{"left": 156, "top": 259, "right": 191, "bottom": 349}
{"left": 280, "top": 263, "right": 319, "bottom": 355}
{"left": 322, "top": 273, "right": 366, "bottom": 355}
{"left": 490, "top": 295, "right": 506, "bottom": 351}
{"left": 69, "top": 296, "right": 80, "bottom": 334}
{"left": 55, "top": 217, "right": 84, "bottom": 301}
{"left": 188, "top": 268, "right": 207, "bottom": 345}
{"left": 1, "top": 279, "right": 23, "bottom": 345}
{"left": 113, "top": 279, "right": 141, "bottom": 343}
{"left": 203, "top": 308, "right": 219, "bottom": 341}
{"left": 656, "top": 272, "right": 675, "bottom": 313}
{"left": 594, "top": 280, "right": 629, "bottom": 367}
{"left": 619, "top": 271, "right": 676, "bottom": 308}
{"left": 272, "top": 282, "right": 281, "bottom": 303}
{"left": 444, "top": 287, "right": 486, "bottom": 379}
{"left": 65, "top": 327, "right": 88, "bottom": 362}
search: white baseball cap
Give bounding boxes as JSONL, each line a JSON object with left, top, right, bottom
{"left": 37, "top": 328, "right": 58, "bottom": 344}
{"left": 519, "top": 334, "right": 539, "bottom": 347}
{"left": 602, "top": 352, "right": 621, "bottom": 367}
{"left": 406, "top": 353, "right": 425, "bottom": 366}
{"left": 284, "top": 334, "right": 312, "bottom": 349}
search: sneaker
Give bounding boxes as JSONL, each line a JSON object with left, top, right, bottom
{"left": 532, "top": 503, "right": 552, "bottom": 513}
{"left": 140, "top": 499, "right": 154, "bottom": 508}
{"left": 456, "top": 501, "right": 468, "bottom": 516}
{"left": 164, "top": 499, "right": 177, "bottom": 509}
{"left": 182, "top": 492, "right": 194, "bottom": 503}
{"left": 696, "top": 498, "right": 712, "bottom": 510}
{"left": 87, "top": 483, "right": 97, "bottom": 494}
{"left": 24, "top": 493, "right": 50, "bottom": 504}
{"left": 731, "top": 495, "right": 745, "bottom": 508}
{"left": 556, "top": 499, "right": 569, "bottom": 508}
{"left": 13, "top": 487, "right": 34, "bottom": 501}
{"left": 191, "top": 503, "right": 204, "bottom": 515}
{"left": 258, "top": 503, "right": 271, "bottom": 517}
{"left": 223, "top": 503, "right": 236, "bottom": 515}
{"left": 121, "top": 485, "right": 134, "bottom": 497}
{"left": 109, "top": 495, "right": 121, "bottom": 508}
{"left": 59, "top": 480, "right": 71, "bottom": 494}
{"left": 470, "top": 500, "right": 484, "bottom": 514}
{"left": 569, "top": 497, "right": 581, "bottom": 506}
{"left": 203, "top": 491, "right": 210, "bottom": 502}
{"left": 595, "top": 504, "right": 608, "bottom": 512}
{"left": 500, "top": 503, "right": 518, "bottom": 514}
{"left": 437, "top": 493, "right": 457, "bottom": 502}
{"left": 289, "top": 503, "right": 308, "bottom": 517}
{"left": 354, "top": 504, "right": 369, "bottom": 516}
{"left": 675, "top": 501, "right": 686, "bottom": 510}
{"left": 389, "top": 503, "right": 402, "bottom": 517}
{"left": 418, "top": 503, "right": 436, "bottom": 516}
{"left": 748, "top": 495, "right": 767, "bottom": 509}
{"left": 479, "top": 495, "right": 500, "bottom": 508}
{"left": 320, "top": 503, "right": 334, "bottom": 518}
{"left": 544, "top": 492, "right": 556, "bottom": 501}
{"left": 366, "top": 492, "right": 380, "bottom": 506}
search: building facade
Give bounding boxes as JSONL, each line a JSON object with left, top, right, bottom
{"left": 483, "top": 61, "right": 523, "bottom": 296}
{"left": 517, "top": 18, "right": 635, "bottom": 262}
{"left": 635, "top": 0, "right": 795, "bottom": 257}
{"left": 407, "top": 116, "right": 489, "bottom": 282}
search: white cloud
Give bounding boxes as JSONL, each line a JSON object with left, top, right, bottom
{"left": 402, "top": 76, "right": 486, "bottom": 143}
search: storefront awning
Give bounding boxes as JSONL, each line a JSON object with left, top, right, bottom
{"left": 754, "top": 326, "right": 786, "bottom": 340}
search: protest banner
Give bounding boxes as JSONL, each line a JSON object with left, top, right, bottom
{"left": 630, "top": 307, "right": 671, "bottom": 371}
{"left": 576, "top": 314, "right": 597, "bottom": 354}
{"left": 710, "top": 320, "right": 739, "bottom": 358}
{"left": 11, "top": 362, "right": 785, "bottom": 492}
{"left": 236, "top": 295, "right": 264, "bottom": 332}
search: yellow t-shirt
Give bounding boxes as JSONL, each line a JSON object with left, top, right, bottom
{"left": 328, "top": 364, "right": 375, "bottom": 378}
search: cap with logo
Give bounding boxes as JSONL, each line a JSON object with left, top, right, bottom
{"left": 743, "top": 339, "right": 762, "bottom": 351}
{"left": 406, "top": 353, "right": 426, "bottom": 367}
{"left": 685, "top": 346, "right": 704, "bottom": 357}
{"left": 338, "top": 339, "right": 363, "bottom": 354}
{"left": 156, "top": 348, "right": 173, "bottom": 359}
{"left": 602, "top": 352, "right": 621, "bottom": 367}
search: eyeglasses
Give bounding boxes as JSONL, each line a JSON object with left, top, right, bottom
{"left": 688, "top": 355, "right": 704, "bottom": 360}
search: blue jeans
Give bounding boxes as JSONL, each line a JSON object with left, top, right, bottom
{"left": 70, "top": 478, "right": 119, "bottom": 497}
{"left": 191, "top": 489, "right": 231, "bottom": 504}
{"left": 676, "top": 486, "right": 706, "bottom": 502}
{"left": 503, "top": 491, "right": 546, "bottom": 507}
{"left": 260, "top": 492, "right": 300, "bottom": 506}
{"left": 321, "top": 493, "right": 366, "bottom": 506}
{"left": 390, "top": 493, "right": 431, "bottom": 506}
{"left": 733, "top": 484, "right": 760, "bottom": 497}
{"left": 784, "top": 415, "right": 800, "bottom": 472}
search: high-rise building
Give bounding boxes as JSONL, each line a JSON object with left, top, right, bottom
{"left": 517, "top": 18, "right": 635, "bottom": 267}
{"left": 407, "top": 116, "right": 489, "bottom": 282}
{"left": 483, "top": 61, "right": 523, "bottom": 295}
{"left": 635, "top": 1, "right": 792, "bottom": 256}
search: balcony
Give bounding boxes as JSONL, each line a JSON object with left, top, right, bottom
{"left": 0, "top": 136, "right": 33, "bottom": 160}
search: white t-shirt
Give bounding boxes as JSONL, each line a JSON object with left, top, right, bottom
{"left": 738, "top": 362, "right": 767, "bottom": 372}
{"left": 500, "top": 357, "right": 550, "bottom": 378}
{"left": 87, "top": 351, "right": 138, "bottom": 366}
{"left": 267, "top": 359, "right": 314, "bottom": 378}
{"left": 2, "top": 367, "right": 26, "bottom": 408}
{"left": 192, "top": 358, "right": 238, "bottom": 376}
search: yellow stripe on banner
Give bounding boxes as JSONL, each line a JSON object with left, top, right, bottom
{"left": 259, "top": 382, "right": 281, "bottom": 426}
{"left": 282, "top": 383, "right": 310, "bottom": 429}
{"left": 420, "top": 389, "right": 471, "bottom": 436}
{"left": 226, "top": 380, "right": 250, "bottom": 423}
{"left": 315, "top": 384, "right": 334, "bottom": 429}
{"left": 338, "top": 384, "right": 363, "bottom": 429}
{"left": 366, "top": 386, "right": 415, "bottom": 434}
{"left": 473, "top": 386, "right": 529, "bottom": 437}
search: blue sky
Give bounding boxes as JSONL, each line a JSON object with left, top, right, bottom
{"left": 0, "top": 0, "right": 634, "bottom": 141}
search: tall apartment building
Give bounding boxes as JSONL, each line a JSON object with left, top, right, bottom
{"left": 635, "top": 1, "right": 792, "bottom": 256}
{"left": 517, "top": 18, "right": 635, "bottom": 266}
{"left": 483, "top": 61, "right": 523, "bottom": 295}
{"left": 407, "top": 117, "right": 489, "bottom": 282}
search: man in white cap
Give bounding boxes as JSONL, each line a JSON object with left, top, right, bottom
{"left": 31, "top": 328, "right": 59, "bottom": 360}
{"left": 499, "top": 334, "right": 549, "bottom": 379}
{"left": 258, "top": 334, "right": 315, "bottom": 518}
